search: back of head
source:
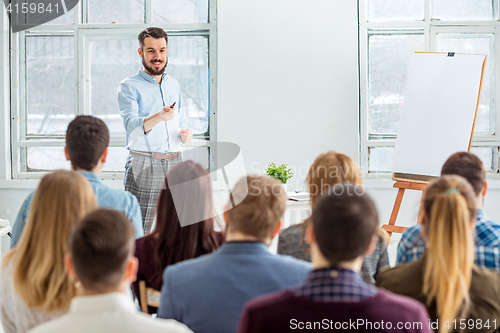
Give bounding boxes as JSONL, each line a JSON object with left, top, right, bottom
{"left": 66, "top": 116, "right": 110, "bottom": 170}
{"left": 441, "top": 152, "right": 485, "bottom": 195}
{"left": 70, "top": 209, "right": 135, "bottom": 293}
{"left": 312, "top": 184, "right": 378, "bottom": 265}
{"left": 307, "top": 151, "right": 362, "bottom": 209}
{"left": 226, "top": 175, "right": 287, "bottom": 241}
{"left": 153, "top": 161, "right": 219, "bottom": 272}
{"left": 6, "top": 170, "right": 97, "bottom": 312}
{"left": 163, "top": 161, "right": 214, "bottom": 227}
{"left": 422, "top": 175, "right": 476, "bottom": 333}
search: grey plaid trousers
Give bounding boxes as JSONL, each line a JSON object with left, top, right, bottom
{"left": 124, "top": 153, "right": 182, "bottom": 234}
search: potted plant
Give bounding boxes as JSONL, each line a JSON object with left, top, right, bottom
{"left": 265, "top": 163, "right": 293, "bottom": 192}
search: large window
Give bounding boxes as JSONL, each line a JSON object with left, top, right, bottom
{"left": 10, "top": 0, "right": 216, "bottom": 178}
{"left": 360, "top": 0, "right": 500, "bottom": 176}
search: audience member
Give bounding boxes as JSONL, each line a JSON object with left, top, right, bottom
{"left": 377, "top": 176, "right": 500, "bottom": 332}
{"left": 239, "top": 184, "right": 431, "bottom": 333}
{"left": 27, "top": 209, "right": 192, "bottom": 333}
{"left": 0, "top": 170, "right": 97, "bottom": 333}
{"left": 157, "top": 176, "right": 311, "bottom": 333}
{"left": 278, "top": 151, "right": 389, "bottom": 283}
{"left": 11, "top": 115, "right": 143, "bottom": 248}
{"left": 133, "top": 161, "right": 223, "bottom": 313}
{"left": 397, "top": 152, "right": 500, "bottom": 271}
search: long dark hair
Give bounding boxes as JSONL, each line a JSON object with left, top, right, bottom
{"left": 148, "top": 161, "right": 220, "bottom": 278}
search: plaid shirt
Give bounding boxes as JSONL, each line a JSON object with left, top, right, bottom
{"left": 397, "top": 209, "right": 500, "bottom": 272}
{"left": 293, "top": 267, "right": 377, "bottom": 302}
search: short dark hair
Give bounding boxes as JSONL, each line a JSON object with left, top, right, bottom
{"left": 312, "top": 185, "right": 378, "bottom": 265}
{"left": 138, "top": 27, "right": 168, "bottom": 49}
{"left": 441, "top": 152, "right": 485, "bottom": 195}
{"left": 70, "top": 209, "right": 134, "bottom": 292}
{"left": 65, "top": 116, "right": 109, "bottom": 171}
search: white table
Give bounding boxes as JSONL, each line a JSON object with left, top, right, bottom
{"left": 270, "top": 196, "right": 311, "bottom": 254}
{"left": 282, "top": 199, "right": 311, "bottom": 229}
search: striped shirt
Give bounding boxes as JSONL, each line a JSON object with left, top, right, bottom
{"left": 397, "top": 209, "right": 500, "bottom": 272}
{"left": 293, "top": 267, "right": 377, "bottom": 302}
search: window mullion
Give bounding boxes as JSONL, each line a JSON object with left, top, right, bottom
{"left": 494, "top": 26, "right": 500, "bottom": 138}
{"left": 208, "top": 0, "right": 218, "bottom": 173}
{"left": 359, "top": 0, "right": 369, "bottom": 175}
{"left": 11, "top": 32, "right": 22, "bottom": 178}
{"left": 81, "top": 0, "right": 88, "bottom": 24}
{"left": 424, "top": 0, "right": 430, "bottom": 22}
{"left": 424, "top": 0, "right": 431, "bottom": 51}
{"left": 13, "top": 1, "right": 216, "bottom": 177}
{"left": 145, "top": 0, "right": 152, "bottom": 25}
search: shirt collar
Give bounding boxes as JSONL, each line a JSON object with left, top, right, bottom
{"left": 70, "top": 293, "right": 136, "bottom": 314}
{"left": 293, "top": 266, "right": 377, "bottom": 301}
{"left": 477, "top": 208, "right": 486, "bottom": 220}
{"left": 217, "top": 241, "right": 270, "bottom": 255}
{"left": 137, "top": 69, "right": 165, "bottom": 84}
{"left": 305, "top": 267, "right": 363, "bottom": 283}
{"left": 77, "top": 171, "right": 102, "bottom": 185}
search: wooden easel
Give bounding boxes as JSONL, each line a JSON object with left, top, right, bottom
{"left": 381, "top": 181, "right": 427, "bottom": 238}
{"left": 383, "top": 52, "right": 486, "bottom": 240}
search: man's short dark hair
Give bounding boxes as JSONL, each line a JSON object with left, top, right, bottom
{"left": 441, "top": 152, "right": 485, "bottom": 196}
{"left": 312, "top": 185, "right": 378, "bottom": 265}
{"left": 65, "top": 116, "right": 109, "bottom": 171}
{"left": 138, "top": 27, "right": 168, "bottom": 49}
{"left": 70, "top": 209, "right": 134, "bottom": 292}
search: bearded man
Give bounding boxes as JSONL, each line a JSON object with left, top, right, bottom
{"left": 118, "top": 27, "right": 193, "bottom": 234}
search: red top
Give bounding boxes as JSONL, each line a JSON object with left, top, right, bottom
{"left": 133, "top": 232, "right": 224, "bottom": 313}
{"left": 238, "top": 289, "right": 432, "bottom": 333}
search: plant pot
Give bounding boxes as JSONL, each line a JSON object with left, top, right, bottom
{"left": 281, "top": 183, "right": 287, "bottom": 193}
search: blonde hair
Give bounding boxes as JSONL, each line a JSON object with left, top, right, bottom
{"left": 226, "top": 176, "right": 287, "bottom": 241}
{"left": 306, "top": 151, "right": 362, "bottom": 209}
{"left": 2, "top": 170, "right": 97, "bottom": 312}
{"left": 301, "top": 152, "right": 394, "bottom": 239}
{"left": 421, "top": 175, "right": 476, "bottom": 333}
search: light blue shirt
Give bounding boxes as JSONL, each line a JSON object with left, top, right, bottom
{"left": 10, "top": 171, "right": 143, "bottom": 248}
{"left": 117, "top": 70, "right": 187, "bottom": 153}
{"left": 158, "top": 242, "right": 311, "bottom": 333}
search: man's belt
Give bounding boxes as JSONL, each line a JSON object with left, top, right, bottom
{"left": 130, "top": 150, "right": 180, "bottom": 160}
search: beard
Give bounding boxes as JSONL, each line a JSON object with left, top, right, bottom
{"left": 143, "top": 57, "right": 167, "bottom": 76}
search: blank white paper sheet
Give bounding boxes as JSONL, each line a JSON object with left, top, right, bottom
{"left": 391, "top": 52, "right": 486, "bottom": 177}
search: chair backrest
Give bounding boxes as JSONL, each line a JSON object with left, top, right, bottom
{"left": 138, "top": 280, "right": 161, "bottom": 313}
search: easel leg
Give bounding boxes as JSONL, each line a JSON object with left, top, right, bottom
{"left": 383, "top": 188, "right": 405, "bottom": 238}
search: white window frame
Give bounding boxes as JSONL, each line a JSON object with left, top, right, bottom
{"left": 359, "top": 0, "right": 500, "bottom": 178}
{"left": 10, "top": 0, "right": 218, "bottom": 179}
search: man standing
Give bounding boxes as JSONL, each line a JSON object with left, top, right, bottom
{"left": 118, "top": 27, "right": 193, "bottom": 234}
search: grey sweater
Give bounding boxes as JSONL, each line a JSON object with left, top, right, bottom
{"left": 277, "top": 224, "right": 390, "bottom": 284}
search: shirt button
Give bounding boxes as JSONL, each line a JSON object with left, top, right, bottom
{"left": 329, "top": 270, "right": 339, "bottom": 278}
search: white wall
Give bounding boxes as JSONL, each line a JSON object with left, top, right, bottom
{"left": 0, "top": 0, "right": 360, "bottom": 254}
{"left": 3, "top": 1, "right": 500, "bottom": 264}
{"left": 217, "top": 0, "right": 359, "bottom": 191}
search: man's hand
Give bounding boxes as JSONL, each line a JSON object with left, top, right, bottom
{"left": 143, "top": 105, "right": 175, "bottom": 133}
{"left": 157, "top": 105, "right": 175, "bottom": 122}
{"left": 180, "top": 129, "right": 193, "bottom": 143}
